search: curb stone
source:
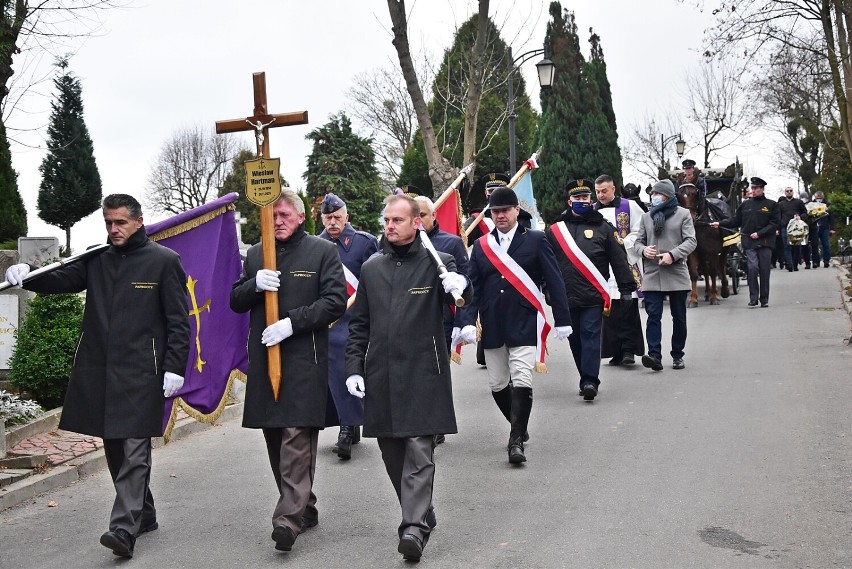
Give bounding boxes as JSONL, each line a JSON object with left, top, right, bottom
{"left": 0, "top": 402, "right": 244, "bottom": 513}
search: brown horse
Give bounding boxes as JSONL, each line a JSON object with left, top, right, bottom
{"left": 677, "top": 183, "right": 730, "bottom": 306}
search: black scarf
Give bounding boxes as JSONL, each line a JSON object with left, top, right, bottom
{"left": 650, "top": 196, "right": 678, "bottom": 235}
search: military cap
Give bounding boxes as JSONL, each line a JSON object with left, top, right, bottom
{"left": 682, "top": 158, "right": 697, "bottom": 169}
{"left": 480, "top": 172, "right": 511, "bottom": 193}
{"left": 564, "top": 178, "right": 593, "bottom": 197}
{"left": 320, "top": 193, "right": 346, "bottom": 214}
{"left": 394, "top": 185, "right": 422, "bottom": 197}
{"left": 488, "top": 187, "right": 519, "bottom": 209}
{"left": 749, "top": 177, "right": 767, "bottom": 188}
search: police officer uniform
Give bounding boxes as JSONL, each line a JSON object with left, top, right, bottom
{"left": 549, "top": 180, "right": 635, "bottom": 400}
{"left": 318, "top": 193, "right": 379, "bottom": 458}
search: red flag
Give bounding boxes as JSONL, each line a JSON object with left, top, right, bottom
{"left": 434, "top": 188, "right": 466, "bottom": 244}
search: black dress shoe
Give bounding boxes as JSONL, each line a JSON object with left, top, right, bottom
{"left": 508, "top": 438, "right": 526, "bottom": 463}
{"left": 641, "top": 355, "right": 663, "bottom": 371}
{"left": 672, "top": 358, "right": 685, "bottom": 370}
{"left": 433, "top": 434, "right": 445, "bottom": 445}
{"left": 608, "top": 355, "right": 623, "bottom": 366}
{"left": 581, "top": 383, "right": 597, "bottom": 401}
{"left": 748, "top": 300, "right": 758, "bottom": 308}
{"left": 825, "top": 261, "right": 830, "bottom": 267}
{"left": 761, "top": 303, "right": 768, "bottom": 308}
{"left": 621, "top": 352, "right": 635, "bottom": 365}
{"left": 138, "top": 519, "right": 159, "bottom": 535}
{"left": 398, "top": 534, "right": 424, "bottom": 561}
{"left": 426, "top": 508, "right": 437, "bottom": 529}
{"left": 100, "top": 529, "right": 135, "bottom": 558}
{"left": 272, "top": 526, "right": 297, "bottom": 551}
{"left": 299, "top": 515, "right": 318, "bottom": 531}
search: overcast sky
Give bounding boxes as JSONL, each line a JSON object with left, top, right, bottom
{"left": 8, "top": 0, "right": 786, "bottom": 252}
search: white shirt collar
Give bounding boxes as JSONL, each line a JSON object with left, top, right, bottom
{"left": 497, "top": 223, "right": 519, "bottom": 247}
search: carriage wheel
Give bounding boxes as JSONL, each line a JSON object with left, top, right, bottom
{"left": 728, "top": 251, "right": 740, "bottom": 295}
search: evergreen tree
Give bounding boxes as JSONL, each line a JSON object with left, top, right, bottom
{"left": 397, "top": 14, "right": 538, "bottom": 210}
{"left": 304, "top": 113, "right": 384, "bottom": 234}
{"left": 37, "top": 58, "right": 101, "bottom": 252}
{"left": 0, "top": 120, "right": 26, "bottom": 245}
{"left": 535, "top": 3, "right": 622, "bottom": 222}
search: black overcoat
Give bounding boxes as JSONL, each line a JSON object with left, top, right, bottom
{"left": 24, "top": 229, "right": 190, "bottom": 438}
{"left": 345, "top": 238, "right": 471, "bottom": 438}
{"left": 230, "top": 227, "right": 346, "bottom": 429}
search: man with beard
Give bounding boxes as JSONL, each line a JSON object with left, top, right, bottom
{"left": 230, "top": 189, "right": 347, "bottom": 553}
{"left": 548, "top": 179, "right": 636, "bottom": 401}
{"left": 593, "top": 174, "right": 646, "bottom": 367}
{"left": 318, "top": 193, "right": 379, "bottom": 460}
{"left": 345, "top": 194, "right": 471, "bottom": 561}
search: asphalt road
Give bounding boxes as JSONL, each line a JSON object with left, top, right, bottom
{"left": 1, "top": 265, "right": 851, "bottom": 569}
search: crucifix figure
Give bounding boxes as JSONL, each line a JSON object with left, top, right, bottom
{"left": 215, "top": 72, "right": 308, "bottom": 400}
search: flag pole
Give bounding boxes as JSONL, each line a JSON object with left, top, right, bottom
{"left": 463, "top": 149, "right": 540, "bottom": 239}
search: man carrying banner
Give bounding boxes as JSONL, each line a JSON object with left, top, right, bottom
{"left": 4, "top": 194, "right": 190, "bottom": 559}
{"left": 230, "top": 189, "right": 347, "bottom": 553}
{"left": 345, "top": 193, "right": 471, "bottom": 561}
{"left": 549, "top": 179, "right": 636, "bottom": 401}
{"left": 593, "top": 174, "right": 646, "bottom": 367}
{"left": 463, "top": 187, "right": 572, "bottom": 464}
{"left": 318, "top": 193, "right": 378, "bottom": 460}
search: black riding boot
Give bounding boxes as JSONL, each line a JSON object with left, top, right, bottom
{"left": 335, "top": 426, "right": 359, "bottom": 460}
{"left": 508, "top": 387, "right": 533, "bottom": 464}
{"left": 491, "top": 385, "right": 513, "bottom": 422}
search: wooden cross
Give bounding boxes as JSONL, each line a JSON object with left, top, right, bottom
{"left": 215, "top": 72, "right": 309, "bottom": 401}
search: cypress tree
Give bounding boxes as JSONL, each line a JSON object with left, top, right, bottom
{"left": 37, "top": 58, "right": 101, "bottom": 252}
{"left": 304, "top": 113, "right": 384, "bottom": 234}
{"left": 0, "top": 120, "right": 26, "bottom": 245}
{"left": 535, "top": 3, "right": 623, "bottom": 222}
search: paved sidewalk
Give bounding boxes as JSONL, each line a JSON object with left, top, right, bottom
{"left": 0, "top": 402, "right": 244, "bottom": 512}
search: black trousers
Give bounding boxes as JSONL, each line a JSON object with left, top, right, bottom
{"left": 104, "top": 438, "right": 154, "bottom": 535}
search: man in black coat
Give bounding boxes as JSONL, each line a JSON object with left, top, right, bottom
{"left": 713, "top": 177, "right": 780, "bottom": 307}
{"left": 777, "top": 186, "right": 807, "bottom": 271}
{"left": 548, "top": 179, "right": 636, "bottom": 401}
{"left": 345, "top": 194, "right": 471, "bottom": 562}
{"left": 5, "top": 194, "right": 190, "bottom": 559}
{"left": 463, "top": 187, "right": 572, "bottom": 464}
{"left": 230, "top": 190, "right": 347, "bottom": 553}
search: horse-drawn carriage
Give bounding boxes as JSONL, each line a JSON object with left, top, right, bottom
{"left": 662, "top": 160, "right": 746, "bottom": 304}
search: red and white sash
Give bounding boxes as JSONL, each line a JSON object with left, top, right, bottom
{"left": 479, "top": 233, "right": 552, "bottom": 372}
{"left": 342, "top": 263, "right": 358, "bottom": 297}
{"left": 550, "top": 221, "right": 611, "bottom": 315}
{"left": 481, "top": 217, "right": 495, "bottom": 233}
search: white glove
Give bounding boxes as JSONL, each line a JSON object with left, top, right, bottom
{"left": 439, "top": 271, "right": 466, "bottom": 296}
{"left": 458, "top": 325, "right": 477, "bottom": 345}
{"left": 255, "top": 269, "right": 281, "bottom": 292}
{"left": 163, "top": 371, "right": 184, "bottom": 397}
{"left": 451, "top": 327, "right": 461, "bottom": 347}
{"left": 346, "top": 375, "right": 365, "bottom": 398}
{"left": 261, "top": 317, "right": 293, "bottom": 346}
{"left": 4, "top": 263, "right": 30, "bottom": 287}
{"left": 554, "top": 326, "right": 573, "bottom": 340}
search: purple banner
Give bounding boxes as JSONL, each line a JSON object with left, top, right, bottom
{"left": 146, "top": 193, "right": 249, "bottom": 435}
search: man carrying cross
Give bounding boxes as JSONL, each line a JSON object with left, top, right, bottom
{"left": 230, "top": 189, "right": 347, "bottom": 553}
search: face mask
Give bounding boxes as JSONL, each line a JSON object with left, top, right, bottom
{"left": 651, "top": 196, "right": 665, "bottom": 207}
{"left": 571, "top": 201, "right": 593, "bottom": 215}
{"left": 813, "top": 199, "right": 823, "bottom": 203}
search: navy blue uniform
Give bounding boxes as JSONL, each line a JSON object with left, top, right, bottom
{"left": 319, "top": 224, "right": 379, "bottom": 426}
{"left": 424, "top": 221, "right": 470, "bottom": 350}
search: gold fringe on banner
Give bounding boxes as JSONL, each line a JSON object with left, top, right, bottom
{"left": 535, "top": 362, "right": 548, "bottom": 374}
{"left": 162, "top": 369, "right": 247, "bottom": 442}
{"left": 450, "top": 351, "right": 462, "bottom": 365}
{"left": 149, "top": 204, "right": 235, "bottom": 242}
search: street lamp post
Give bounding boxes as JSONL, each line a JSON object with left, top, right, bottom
{"left": 507, "top": 45, "right": 555, "bottom": 175}
{"left": 660, "top": 133, "right": 686, "bottom": 170}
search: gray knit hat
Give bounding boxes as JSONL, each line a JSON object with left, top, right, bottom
{"left": 651, "top": 179, "right": 676, "bottom": 199}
